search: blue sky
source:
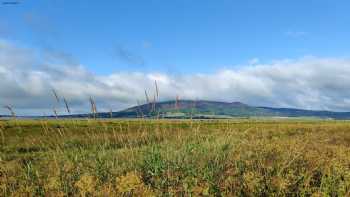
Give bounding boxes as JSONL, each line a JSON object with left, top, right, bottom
{"left": 1, "top": 0, "right": 350, "bottom": 74}
{"left": 2, "top": 0, "right": 350, "bottom": 115}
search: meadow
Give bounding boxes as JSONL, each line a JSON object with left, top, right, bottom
{"left": 0, "top": 118, "right": 350, "bottom": 196}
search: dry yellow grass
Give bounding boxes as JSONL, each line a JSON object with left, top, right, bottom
{"left": 0, "top": 119, "right": 350, "bottom": 196}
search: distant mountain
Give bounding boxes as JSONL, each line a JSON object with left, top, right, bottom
{"left": 69, "top": 100, "right": 350, "bottom": 119}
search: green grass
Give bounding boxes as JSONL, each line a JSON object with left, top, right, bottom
{"left": 1, "top": 119, "right": 350, "bottom": 196}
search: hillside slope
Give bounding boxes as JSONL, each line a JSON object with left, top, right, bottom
{"left": 87, "top": 100, "right": 350, "bottom": 119}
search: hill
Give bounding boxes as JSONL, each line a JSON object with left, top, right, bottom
{"left": 83, "top": 100, "right": 350, "bottom": 119}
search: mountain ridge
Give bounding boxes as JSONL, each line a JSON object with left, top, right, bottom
{"left": 67, "top": 100, "right": 350, "bottom": 119}
{"left": 3, "top": 100, "right": 350, "bottom": 119}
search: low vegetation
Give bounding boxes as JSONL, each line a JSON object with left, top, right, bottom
{"left": 1, "top": 119, "right": 350, "bottom": 196}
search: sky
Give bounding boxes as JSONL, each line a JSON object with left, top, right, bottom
{"left": 1, "top": 0, "right": 350, "bottom": 115}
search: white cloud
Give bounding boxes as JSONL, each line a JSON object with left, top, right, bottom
{"left": 1, "top": 39, "right": 350, "bottom": 115}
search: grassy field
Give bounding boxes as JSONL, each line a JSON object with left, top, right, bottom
{"left": 1, "top": 119, "right": 350, "bottom": 196}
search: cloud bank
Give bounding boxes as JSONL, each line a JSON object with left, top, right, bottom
{"left": 1, "top": 39, "right": 350, "bottom": 115}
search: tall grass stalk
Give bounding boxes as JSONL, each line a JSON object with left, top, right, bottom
{"left": 63, "top": 97, "right": 71, "bottom": 115}
{"left": 3, "top": 105, "right": 22, "bottom": 133}
{"left": 89, "top": 97, "right": 97, "bottom": 119}
{"left": 144, "top": 89, "right": 150, "bottom": 104}
{"left": 0, "top": 127, "right": 4, "bottom": 145}
{"left": 53, "top": 108, "right": 58, "bottom": 119}
{"left": 51, "top": 89, "right": 60, "bottom": 103}
{"left": 137, "top": 100, "right": 144, "bottom": 118}
{"left": 109, "top": 109, "right": 113, "bottom": 119}
{"left": 3, "top": 105, "right": 16, "bottom": 119}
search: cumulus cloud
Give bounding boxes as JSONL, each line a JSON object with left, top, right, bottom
{"left": 1, "top": 39, "right": 350, "bottom": 115}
